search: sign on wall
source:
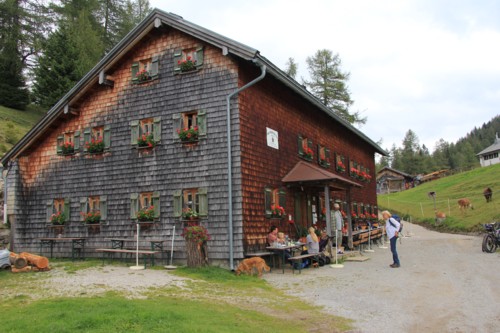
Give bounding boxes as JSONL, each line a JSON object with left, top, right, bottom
{"left": 266, "top": 127, "right": 279, "bottom": 149}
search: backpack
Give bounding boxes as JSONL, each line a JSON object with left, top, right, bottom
{"left": 389, "top": 214, "right": 403, "bottom": 233}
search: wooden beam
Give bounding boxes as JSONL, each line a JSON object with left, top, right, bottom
{"left": 99, "top": 71, "right": 114, "bottom": 87}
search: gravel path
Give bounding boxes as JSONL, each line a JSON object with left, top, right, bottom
{"left": 264, "top": 222, "right": 500, "bottom": 333}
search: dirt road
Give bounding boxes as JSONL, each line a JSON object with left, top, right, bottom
{"left": 264, "top": 222, "right": 500, "bottom": 333}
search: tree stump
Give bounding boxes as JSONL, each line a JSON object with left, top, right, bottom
{"left": 185, "top": 240, "right": 208, "bottom": 267}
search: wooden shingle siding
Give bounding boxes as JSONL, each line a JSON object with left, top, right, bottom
{"left": 7, "top": 29, "right": 242, "bottom": 261}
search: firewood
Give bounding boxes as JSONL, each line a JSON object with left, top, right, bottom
{"left": 12, "top": 266, "right": 32, "bottom": 273}
{"left": 19, "top": 252, "right": 49, "bottom": 269}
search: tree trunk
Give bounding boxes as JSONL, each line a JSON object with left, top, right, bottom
{"left": 18, "top": 252, "right": 49, "bottom": 269}
{"left": 185, "top": 240, "right": 208, "bottom": 268}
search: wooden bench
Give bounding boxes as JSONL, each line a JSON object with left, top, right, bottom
{"left": 289, "top": 253, "right": 319, "bottom": 274}
{"left": 95, "top": 248, "right": 160, "bottom": 268}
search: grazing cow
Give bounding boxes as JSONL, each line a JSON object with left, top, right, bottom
{"left": 484, "top": 187, "right": 493, "bottom": 203}
{"left": 458, "top": 198, "right": 474, "bottom": 213}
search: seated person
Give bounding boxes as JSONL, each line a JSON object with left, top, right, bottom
{"left": 306, "top": 227, "right": 320, "bottom": 254}
{"left": 267, "top": 226, "right": 278, "bottom": 246}
{"left": 277, "top": 232, "right": 286, "bottom": 244}
{"left": 319, "top": 229, "right": 329, "bottom": 252}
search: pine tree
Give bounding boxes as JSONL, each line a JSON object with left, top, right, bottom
{"left": 304, "top": 49, "right": 365, "bottom": 125}
{"left": 284, "top": 57, "right": 298, "bottom": 79}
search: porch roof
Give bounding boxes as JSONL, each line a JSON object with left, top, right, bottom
{"left": 282, "top": 161, "right": 362, "bottom": 188}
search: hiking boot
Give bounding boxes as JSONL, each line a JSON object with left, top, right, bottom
{"left": 390, "top": 264, "right": 400, "bottom": 268}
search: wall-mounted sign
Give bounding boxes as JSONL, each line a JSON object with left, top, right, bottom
{"left": 266, "top": 127, "right": 279, "bottom": 149}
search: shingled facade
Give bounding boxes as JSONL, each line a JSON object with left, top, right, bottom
{"left": 2, "top": 9, "right": 385, "bottom": 268}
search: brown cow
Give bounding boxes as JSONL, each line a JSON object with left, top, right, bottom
{"left": 458, "top": 198, "right": 474, "bottom": 212}
{"left": 484, "top": 187, "right": 493, "bottom": 203}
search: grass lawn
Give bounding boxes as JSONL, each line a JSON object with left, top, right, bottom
{"left": 0, "top": 261, "right": 352, "bottom": 333}
{"left": 378, "top": 164, "right": 500, "bottom": 232}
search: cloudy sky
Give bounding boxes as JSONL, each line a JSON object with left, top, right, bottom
{"left": 150, "top": 0, "right": 500, "bottom": 154}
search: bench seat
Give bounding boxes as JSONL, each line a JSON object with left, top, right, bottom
{"left": 289, "top": 253, "right": 319, "bottom": 274}
{"left": 95, "top": 248, "right": 160, "bottom": 268}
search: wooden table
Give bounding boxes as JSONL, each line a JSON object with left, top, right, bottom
{"left": 266, "top": 243, "right": 305, "bottom": 274}
{"left": 104, "top": 238, "right": 165, "bottom": 265}
{"left": 38, "top": 237, "right": 86, "bottom": 261}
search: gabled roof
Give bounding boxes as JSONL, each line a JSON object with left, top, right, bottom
{"left": 376, "top": 166, "right": 412, "bottom": 178}
{"left": 1, "top": 8, "right": 386, "bottom": 166}
{"left": 282, "top": 161, "right": 361, "bottom": 188}
{"left": 477, "top": 133, "right": 500, "bottom": 156}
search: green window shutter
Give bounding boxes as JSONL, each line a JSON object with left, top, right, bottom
{"left": 152, "top": 192, "right": 160, "bottom": 218}
{"left": 317, "top": 145, "right": 322, "bottom": 165}
{"left": 83, "top": 128, "right": 91, "bottom": 153}
{"left": 80, "top": 198, "right": 87, "bottom": 222}
{"left": 325, "top": 148, "right": 331, "bottom": 167}
{"left": 130, "top": 120, "right": 139, "bottom": 146}
{"left": 64, "top": 198, "right": 71, "bottom": 222}
{"left": 74, "top": 131, "right": 80, "bottom": 152}
{"left": 131, "top": 62, "right": 139, "bottom": 82}
{"left": 172, "top": 113, "right": 181, "bottom": 139}
{"left": 278, "top": 189, "right": 286, "bottom": 210}
{"left": 150, "top": 55, "right": 159, "bottom": 79}
{"left": 197, "top": 110, "right": 207, "bottom": 136}
{"left": 294, "top": 193, "right": 302, "bottom": 225}
{"left": 198, "top": 188, "right": 208, "bottom": 217}
{"left": 297, "top": 135, "right": 303, "bottom": 156}
{"left": 100, "top": 196, "right": 107, "bottom": 221}
{"left": 173, "top": 190, "right": 182, "bottom": 218}
{"left": 264, "top": 187, "right": 272, "bottom": 218}
{"left": 173, "top": 48, "right": 182, "bottom": 74}
{"left": 46, "top": 200, "right": 53, "bottom": 223}
{"left": 130, "top": 193, "right": 138, "bottom": 219}
{"left": 56, "top": 136, "right": 63, "bottom": 155}
{"left": 153, "top": 117, "right": 161, "bottom": 144}
{"left": 103, "top": 125, "right": 111, "bottom": 150}
{"left": 195, "top": 45, "right": 204, "bottom": 67}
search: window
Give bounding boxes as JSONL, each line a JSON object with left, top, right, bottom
{"left": 131, "top": 56, "right": 159, "bottom": 83}
{"left": 130, "top": 192, "right": 160, "bottom": 220}
{"left": 173, "top": 111, "right": 206, "bottom": 142}
{"left": 350, "top": 160, "right": 360, "bottom": 178}
{"left": 80, "top": 196, "right": 107, "bottom": 223}
{"left": 173, "top": 188, "right": 208, "bottom": 218}
{"left": 264, "top": 187, "right": 286, "bottom": 218}
{"left": 57, "top": 131, "right": 80, "bottom": 155}
{"left": 318, "top": 145, "right": 330, "bottom": 168}
{"left": 130, "top": 117, "right": 161, "bottom": 148}
{"left": 352, "top": 202, "right": 358, "bottom": 218}
{"left": 335, "top": 154, "right": 346, "bottom": 173}
{"left": 297, "top": 135, "right": 313, "bottom": 161}
{"left": 46, "top": 198, "right": 70, "bottom": 223}
{"left": 83, "top": 125, "right": 110, "bottom": 154}
{"left": 173, "top": 46, "right": 204, "bottom": 74}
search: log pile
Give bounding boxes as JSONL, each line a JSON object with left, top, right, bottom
{"left": 9, "top": 252, "right": 50, "bottom": 272}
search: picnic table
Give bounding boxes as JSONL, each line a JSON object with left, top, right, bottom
{"left": 266, "top": 242, "right": 305, "bottom": 274}
{"left": 103, "top": 238, "right": 166, "bottom": 265}
{"left": 38, "top": 237, "right": 86, "bottom": 261}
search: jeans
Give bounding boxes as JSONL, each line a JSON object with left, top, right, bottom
{"left": 390, "top": 236, "right": 400, "bottom": 265}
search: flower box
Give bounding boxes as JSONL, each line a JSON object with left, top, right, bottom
{"left": 182, "top": 208, "right": 199, "bottom": 220}
{"left": 177, "top": 126, "right": 199, "bottom": 143}
{"left": 50, "top": 212, "right": 66, "bottom": 225}
{"left": 81, "top": 211, "right": 101, "bottom": 224}
{"left": 60, "top": 142, "right": 75, "bottom": 155}
{"left": 270, "top": 204, "right": 285, "bottom": 219}
{"left": 137, "top": 206, "right": 155, "bottom": 221}
{"left": 178, "top": 57, "right": 197, "bottom": 73}
{"left": 135, "top": 69, "right": 152, "bottom": 83}
{"left": 137, "top": 133, "right": 155, "bottom": 148}
{"left": 86, "top": 139, "right": 105, "bottom": 154}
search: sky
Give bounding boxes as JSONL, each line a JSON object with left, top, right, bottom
{"left": 150, "top": 0, "right": 500, "bottom": 154}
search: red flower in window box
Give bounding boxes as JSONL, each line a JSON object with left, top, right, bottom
{"left": 337, "top": 160, "right": 346, "bottom": 172}
{"left": 178, "top": 56, "right": 197, "bottom": 72}
{"left": 85, "top": 138, "right": 104, "bottom": 154}
{"left": 137, "top": 205, "right": 155, "bottom": 221}
{"left": 81, "top": 211, "right": 101, "bottom": 224}
{"left": 137, "top": 132, "right": 155, "bottom": 148}
{"left": 270, "top": 204, "right": 285, "bottom": 218}
{"left": 303, "top": 147, "right": 313, "bottom": 160}
{"left": 50, "top": 211, "right": 66, "bottom": 225}
{"left": 60, "top": 141, "right": 75, "bottom": 155}
{"left": 177, "top": 126, "right": 199, "bottom": 142}
{"left": 136, "top": 69, "right": 151, "bottom": 82}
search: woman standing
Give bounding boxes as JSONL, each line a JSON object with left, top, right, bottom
{"left": 382, "top": 210, "right": 400, "bottom": 268}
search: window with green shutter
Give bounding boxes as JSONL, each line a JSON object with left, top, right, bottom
{"left": 47, "top": 198, "right": 68, "bottom": 225}
{"left": 298, "top": 135, "right": 313, "bottom": 161}
{"left": 174, "top": 46, "right": 204, "bottom": 74}
{"left": 173, "top": 190, "right": 182, "bottom": 218}
{"left": 318, "top": 145, "right": 330, "bottom": 168}
{"left": 131, "top": 57, "right": 160, "bottom": 84}
{"left": 174, "top": 188, "right": 208, "bottom": 220}
{"left": 176, "top": 111, "right": 207, "bottom": 143}
{"left": 264, "top": 187, "right": 272, "bottom": 218}
{"left": 131, "top": 192, "right": 159, "bottom": 221}
{"left": 132, "top": 118, "right": 160, "bottom": 148}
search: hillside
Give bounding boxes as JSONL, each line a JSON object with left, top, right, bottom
{"left": 378, "top": 163, "right": 500, "bottom": 232}
{"left": 0, "top": 105, "right": 45, "bottom": 157}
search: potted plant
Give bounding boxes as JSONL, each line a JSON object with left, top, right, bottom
{"left": 182, "top": 208, "right": 199, "bottom": 220}
{"left": 304, "top": 147, "right": 313, "bottom": 160}
{"left": 81, "top": 211, "right": 101, "bottom": 224}
{"left": 60, "top": 141, "right": 75, "bottom": 155}
{"left": 177, "top": 126, "right": 199, "bottom": 142}
{"left": 136, "top": 205, "right": 155, "bottom": 222}
{"left": 178, "top": 56, "right": 197, "bottom": 72}
{"left": 135, "top": 69, "right": 151, "bottom": 82}
{"left": 50, "top": 212, "right": 66, "bottom": 225}
{"left": 85, "top": 138, "right": 104, "bottom": 154}
{"left": 270, "top": 204, "right": 285, "bottom": 218}
{"left": 137, "top": 132, "right": 155, "bottom": 148}
{"left": 337, "top": 160, "right": 346, "bottom": 172}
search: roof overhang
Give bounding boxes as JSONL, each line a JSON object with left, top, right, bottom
{"left": 282, "top": 161, "right": 362, "bottom": 189}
